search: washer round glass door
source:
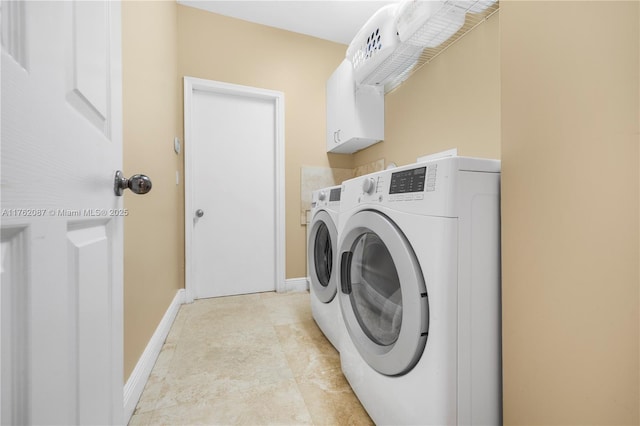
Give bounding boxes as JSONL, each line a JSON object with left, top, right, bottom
{"left": 339, "top": 210, "right": 429, "bottom": 376}
{"left": 308, "top": 210, "right": 338, "bottom": 303}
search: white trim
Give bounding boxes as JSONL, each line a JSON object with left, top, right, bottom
{"left": 285, "top": 277, "right": 310, "bottom": 293}
{"left": 183, "top": 76, "right": 286, "bottom": 302}
{"left": 123, "top": 289, "right": 185, "bottom": 423}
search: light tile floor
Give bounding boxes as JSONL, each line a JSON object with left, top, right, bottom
{"left": 129, "top": 291, "right": 373, "bottom": 425}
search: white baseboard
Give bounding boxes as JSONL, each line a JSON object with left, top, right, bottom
{"left": 123, "top": 289, "right": 185, "bottom": 423}
{"left": 284, "top": 277, "right": 309, "bottom": 292}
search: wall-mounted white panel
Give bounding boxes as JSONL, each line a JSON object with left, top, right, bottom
{"left": 67, "top": 222, "right": 112, "bottom": 425}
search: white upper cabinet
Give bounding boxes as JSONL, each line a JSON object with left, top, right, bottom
{"left": 326, "top": 60, "right": 384, "bottom": 154}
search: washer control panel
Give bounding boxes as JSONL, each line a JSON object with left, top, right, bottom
{"left": 312, "top": 185, "right": 342, "bottom": 210}
{"left": 329, "top": 187, "right": 341, "bottom": 202}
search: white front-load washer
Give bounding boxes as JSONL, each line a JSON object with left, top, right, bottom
{"left": 308, "top": 185, "right": 344, "bottom": 351}
{"left": 337, "top": 157, "right": 501, "bottom": 425}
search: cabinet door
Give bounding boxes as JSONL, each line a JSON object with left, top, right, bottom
{"left": 326, "top": 60, "right": 384, "bottom": 154}
{"left": 325, "top": 64, "right": 339, "bottom": 151}
{"left": 326, "top": 59, "right": 355, "bottom": 151}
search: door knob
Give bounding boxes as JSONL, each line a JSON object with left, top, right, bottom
{"left": 114, "top": 171, "right": 152, "bottom": 196}
{"left": 195, "top": 209, "right": 204, "bottom": 218}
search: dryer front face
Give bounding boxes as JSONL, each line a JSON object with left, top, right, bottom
{"left": 339, "top": 210, "right": 429, "bottom": 376}
{"left": 308, "top": 210, "right": 338, "bottom": 303}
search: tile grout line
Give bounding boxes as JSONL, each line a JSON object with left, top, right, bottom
{"left": 261, "top": 293, "right": 316, "bottom": 426}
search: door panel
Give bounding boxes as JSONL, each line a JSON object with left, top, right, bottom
{"left": 348, "top": 232, "right": 403, "bottom": 346}
{"left": 1, "top": 0, "right": 27, "bottom": 69}
{"left": 68, "top": 0, "right": 109, "bottom": 131}
{"left": 67, "top": 223, "right": 113, "bottom": 424}
{"left": 191, "top": 88, "right": 276, "bottom": 299}
{"left": 0, "top": 227, "right": 28, "bottom": 426}
{"left": 1, "top": 1, "right": 123, "bottom": 424}
{"left": 308, "top": 211, "right": 338, "bottom": 303}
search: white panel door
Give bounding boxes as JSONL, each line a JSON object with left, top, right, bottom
{"left": 1, "top": 1, "right": 124, "bottom": 424}
{"left": 191, "top": 87, "right": 278, "bottom": 299}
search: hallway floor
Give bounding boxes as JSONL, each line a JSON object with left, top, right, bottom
{"left": 128, "top": 291, "right": 373, "bottom": 425}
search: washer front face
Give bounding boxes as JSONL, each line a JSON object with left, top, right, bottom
{"left": 308, "top": 185, "right": 344, "bottom": 352}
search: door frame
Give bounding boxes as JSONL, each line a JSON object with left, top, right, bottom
{"left": 183, "top": 76, "right": 285, "bottom": 302}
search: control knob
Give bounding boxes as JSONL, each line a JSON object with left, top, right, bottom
{"left": 318, "top": 190, "right": 326, "bottom": 201}
{"left": 362, "top": 177, "right": 376, "bottom": 195}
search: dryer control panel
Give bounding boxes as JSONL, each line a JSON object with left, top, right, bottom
{"left": 389, "top": 166, "right": 426, "bottom": 194}
{"left": 388, "top": 164, "right": 437, "bottom": 202}
{"left": 340, "top": 156, "right": 500, "bottom": 218}
{"left": 342, "top": 158, "right": 452, "bottom": 216}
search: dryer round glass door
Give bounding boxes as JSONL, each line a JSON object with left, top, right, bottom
{"left": 339, "top": 210, "right": 429, "bottom": 376}
{"left": 308, "top": 210, "right": 338, "bottom": 303}
{"left": 349, "top": 232, "right": 402, "bottom": 346}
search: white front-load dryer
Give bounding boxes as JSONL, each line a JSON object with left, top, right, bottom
{"left": 337, "top": 157, "right": 502, "bottom": 425}
{"left": 308, "top": 185, "right": 343, "bottom": 351}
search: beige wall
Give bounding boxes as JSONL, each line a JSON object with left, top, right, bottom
{"left": 176, "top": 5, "right": 351, "bottom": 280}
{"left": 353, "top": 12, "right": 500, "bottom": 168}
{"left": 121, "top": 6, "right": 640, "bottom": 422}
{"left": 122, "top": 0, "right": 183, "bottom": 380}
{"left": 501, "top": 1, "right": 639, "bottom": 424}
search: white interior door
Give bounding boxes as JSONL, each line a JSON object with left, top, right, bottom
{"left": 185, "top": 78, "right": 285, "bottom": 300}
{"left": 1, "top": 1, "right": 124, "bottom": 424}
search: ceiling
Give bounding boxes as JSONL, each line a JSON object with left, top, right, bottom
{"left": 177, "top": 1, "right": 396, "bottom": 45}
